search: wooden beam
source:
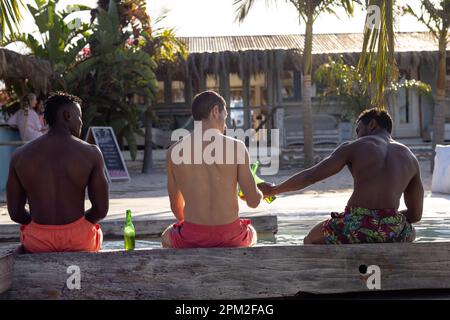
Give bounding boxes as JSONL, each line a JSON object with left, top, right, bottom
{"left": 0, "top": 215, "right": 278, "bottom": 241}
{"left": 164, "top": 75, "right": 172, "bottom": 104}
{"left": 0, "top": 252, "right": 13, "bottom": 295}
{"left": 242, "top": 71, "right": 251, "bottom": 131}
{"left": 219, "top": 69, "right": 232, "bottom": 128}
{"left": 184, "top": 77, "right": 193, "bottom": 106}
{"left": 2, "top": 242, "right": 450, "bottom": 299}
{"left": 199, "top": 72, "right": 206, "bottom": 92}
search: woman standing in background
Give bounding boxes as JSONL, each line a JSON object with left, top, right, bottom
{"left": 7, "top": 93, "right": 45, "bottom": 141}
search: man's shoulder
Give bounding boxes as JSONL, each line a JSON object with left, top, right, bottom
{"left": 11, "top": 134, "right": 44, "bottom": 157}
{"left": 68, "top": 137, "right": 103, "bottom": 160}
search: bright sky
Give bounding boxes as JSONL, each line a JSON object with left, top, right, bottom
{"left": 11, "top": 0, "right": 428, "bottom": 47}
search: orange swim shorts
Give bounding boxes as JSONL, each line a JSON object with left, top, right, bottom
{"left": 20, "top": 216, "right": 103, "bottom": 253}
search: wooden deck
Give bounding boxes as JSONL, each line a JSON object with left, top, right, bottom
{"left": 0, "top": 214, "right": 278, "bottom": 241}
{"left": 1, "top": 242, "right": 450, "bottom": 299}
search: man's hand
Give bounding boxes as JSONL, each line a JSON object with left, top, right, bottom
{"left": 257, "top": 182, "right": 276, "bottom": 198}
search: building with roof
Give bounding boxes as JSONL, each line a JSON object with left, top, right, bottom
{"left": 152, "top": 32, "right": 449, "bottom": 147}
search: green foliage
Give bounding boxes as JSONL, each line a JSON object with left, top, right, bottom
{"left": 315, "top": 56, "right": 433, "bottom": 120}
{"left": 315, "top": 57, "right": 369, "bottom": 120}
{"left": 2, "top": 0, "right": 91, "bottom": 74}
{"left": 0, "top": 0, "right": 24, "bottom": 39}
{"left": 357, "top": 0, "right": 396, "bottom": 109}
{"left": 402, "top": 0, "right": 450, "bottom": 40}
{"left": 66, "top": 0, "right": 159, "bottom": 160}
{"left": 2, "top": 0, "right": 186, "bottom": 160}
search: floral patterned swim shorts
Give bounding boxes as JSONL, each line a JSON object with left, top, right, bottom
{"left": 322, "top": 206, "right": 414, "bottom": 244}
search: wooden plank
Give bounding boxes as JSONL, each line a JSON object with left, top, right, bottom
{"left": 0, "top": 251, "right": 14, "bottom": 295}
{"left": 0, "top": 215, "right": 278, "bottom": 241}
{"left": 3, "top": 242, "right": 450, "bottom": 299}
{"left": 0, "top": 141, "right": 25, "bottom": 146}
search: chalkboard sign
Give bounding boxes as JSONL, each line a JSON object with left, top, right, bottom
{"left": 86, "top": 127, "right": 130, "bottom": 181}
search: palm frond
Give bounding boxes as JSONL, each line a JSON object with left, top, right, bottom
{"left": 357, "top": 0, "right": 396, "bottom": 109}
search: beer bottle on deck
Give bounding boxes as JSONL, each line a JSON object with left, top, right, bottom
{"left": 124, "top": 209, "right": 135, "bottom": 251}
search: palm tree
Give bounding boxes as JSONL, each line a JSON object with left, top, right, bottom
{"left": 357, "top": 0, "right": 396, "bottom": 109}
{"left": 0, "top": 0, "right": 24, "bottom": 40}
{"left": 234, "top": 0, "right": 355, "bottom": 167}
{"left": 403, "top": 0, "right": 449, "bottom": 170}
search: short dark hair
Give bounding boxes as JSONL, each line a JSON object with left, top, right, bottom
{"left": 191, "top": 91, "right": 226, "bottom": 121}
{"left": 357, "top": 108, "right": 393, "bottom": 134}
{"left": 44, "top": 91, "right": 82, "bottom": 127}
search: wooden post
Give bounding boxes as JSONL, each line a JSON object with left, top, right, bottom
{"left": 0, "top": 252, "right": 13, "bottom": 295}
{"left": 199, "top": 72, "right": 207, "bottom": 92}
{"left": 184, "top": 76, "right": 193, "bottom": 106}
{"left": 243, "top": 71, "right": 251, "bottom": 131}
{"left": 219, "top": 69, "right": 231, "bottom": 128}
{"left": 164, "top": 76, "right": 172, "bottom": 104}
{"left": 142, "top": 104, "right": 153, "bottom": 174}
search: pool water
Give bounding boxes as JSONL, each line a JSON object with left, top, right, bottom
{"left": 102, "top": 217, "right": 450, "bottom": 250}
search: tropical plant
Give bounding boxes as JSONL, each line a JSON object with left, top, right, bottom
{"left": 234, "top": 0, "right": 356, "bottom": 167}
{"left": 402, "top": 0, "right": 449, "bottom": 169}
{"left": 87, "top": 0, "right": 187, "bottom": 170}
{"left": 2, "top": 0, "right": 92, "bottom": 76}
{"left": 0, "top": 0, "right": 24, "bottom": 40}
{"left": 65, "top": 0, "right": 159, "bottom": 161}
{"left": 315, "top": 56, "right": 433, "bottom": 120}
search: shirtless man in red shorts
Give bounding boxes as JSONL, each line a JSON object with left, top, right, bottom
{"left": 160, "top": 91, "right": 263, "bottom": 248}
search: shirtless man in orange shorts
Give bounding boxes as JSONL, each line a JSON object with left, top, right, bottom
{"left": 160, "top": 91, "right": 263, "bottom": 248}
{"left": 7, "top": 92, "right": 109, "bottom": 253}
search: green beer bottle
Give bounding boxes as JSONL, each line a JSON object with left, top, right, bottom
{"left": 124, "top": 209, "right": 135, "bottom": 250}
{"left": 238, "top": 161, "right": 276, "bottom": 204}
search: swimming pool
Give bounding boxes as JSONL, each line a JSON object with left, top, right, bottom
{"left": 102, "top": 216, "right": 450, "bottom": 250}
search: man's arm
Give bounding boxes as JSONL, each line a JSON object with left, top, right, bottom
{"left": 237, "top": 142, "right": 262, "bottom": 208}
{"left": 6, "top": 152, "right": 31, "bottom": 225}
{"left": 85, "top": 146, "right": 109, "bottom": 224}
{"left": 263, "top": 142, "right": 351, "bottom": 197}
{"left": 402, "top": 159, "right": 424, "bottom": 224}
{"left": 167, "top": 148, "right": 185, "bottom": 221}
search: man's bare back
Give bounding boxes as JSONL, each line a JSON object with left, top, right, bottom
{"left": 345, "top": 135, "right": 419, "bottom": 210}
{"left": 161, "top": 91, "right": 261, "bottom": 248}
{"left": 7, "top": 94, "right": 108, "bottom": 227}
{"left": 167, "top": 132, "right": 260, "bottom": 225}
{"left": 9, "top": 134, "right": 105, "bottom": 225}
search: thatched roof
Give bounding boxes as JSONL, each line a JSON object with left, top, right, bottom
{"left": 0, "top": 48, "right": 53, "bottom": 93}
{"left": 168, "top": 32, "right": 442, "bottom": 79}
{"left": 182, "top": 32, "right": 439, "bottom": 55}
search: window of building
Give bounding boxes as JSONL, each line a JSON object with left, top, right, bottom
{"left": 155, "top": 81, "right": 164, "bottom": 104}
{"left": 281, "top": 70, "right": 301, "bottom": 101}
{"left": 172, "top": 81, "right": 185, "bottom": 103}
